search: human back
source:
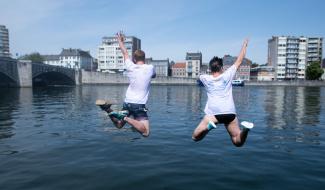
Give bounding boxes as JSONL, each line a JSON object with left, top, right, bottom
{"left": 192, "top": 39, "right": 254, "bottom": 147}
{"left": 125, "top": 58, "right": 155, "bottom": 104}
{"left": 97, "top": 32, "right": 156, "bottom": 137}
{"left": 200, "top": 59, "right": 237, "bottom": 115}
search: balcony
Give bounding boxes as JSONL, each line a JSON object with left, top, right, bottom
{"left": 287, "top": 55, "right": 298, "bottom": 58}
{"left": 308, "top": 40, "right": 319, "bottom": 43}
{"left": 287, "top": 45, "right": 299, "bottom": 49}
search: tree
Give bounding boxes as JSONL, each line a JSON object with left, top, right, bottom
{"left": 306, "top": 62, "right": 324, "bottom": 80}
{"left": 19, "top": 52, "right": 44, "bottom": 63}
{"left": 251, "top": 62, "right": 259, "bottom": 68}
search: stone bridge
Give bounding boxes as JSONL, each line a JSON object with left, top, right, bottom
{"left": 0, "top": 57, "right": 197, "bottom": 87}
{"left": 0, "top": 57, "right": 80, "bottom": 87}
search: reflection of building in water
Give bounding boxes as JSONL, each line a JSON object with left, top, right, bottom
{"left": 264, "top": 87, "right": 286, "bottom": 129}
{"left": 302, "top": 87, "right": 321, "bottom": 125}
{"left": 265, "top": 87, "right": 321, "bottom": 127}
{"left": 264, "top": 86, "right": 321, "bottom": 146}
{"left": 295, "top": 87, "right": 305, "bottom": 125}
{"left": 149, "top": 86, "right": 203, "bottom": 114}
{"left": 0, "top": 88, "right": 22, "bottom": 139}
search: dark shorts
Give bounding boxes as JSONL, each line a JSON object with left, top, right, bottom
{"left": 214, "top": 114, "right": 236, "bottom": 124}
{"left": 122, "top": 102, "right": 148, "bottom": 121}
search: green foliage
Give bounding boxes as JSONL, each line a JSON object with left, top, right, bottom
{"left": 306, "top": 62, "right": 324, "bottom": 80}
{"left": 251, "top": 63, "right": 259, "bottom": 68}
{"left": 19, "top": 52, "right": 44, "bottom": 63}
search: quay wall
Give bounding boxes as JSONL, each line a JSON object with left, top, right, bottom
{"left": 81, "top": 71, "right": 197, "bottom": 85}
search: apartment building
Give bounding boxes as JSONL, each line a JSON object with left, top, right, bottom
{"left": 268, "top": 36, "right": 323, "bottom": 80}
{"left": 185, "top": 52, "right": 202, "bottom": 78}
{"left": 97, "top": 36, "right": 141, "bottom": 72}
{"left": 0, "top": 25, "right": 10, "bottom": 57}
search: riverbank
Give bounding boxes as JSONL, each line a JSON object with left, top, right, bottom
{"left": 246, "top": 80, "right": 325, "bottom": 87}
{"left": 82, "top": 70, "right": 325, "bottom": 86}
{"left": 82, "top": 71, "right": 325, "bottom": 86}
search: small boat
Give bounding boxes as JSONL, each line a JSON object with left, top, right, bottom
{"left": 232, "top": 79, "right": 244, "bottom": 86}
{"left": 197, "top": 79, "right": 204, "bottom": 86}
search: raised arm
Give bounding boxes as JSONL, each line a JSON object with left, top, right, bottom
{"left": 116, "top": 31, "right": 129, "bottom": 61}
{"left": 234, "top": 39, "right": 249, "bottom": 69}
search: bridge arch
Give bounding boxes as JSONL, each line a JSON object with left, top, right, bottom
{"left": 0, "top": 58, "right": 19, "bottom": 87}
{"left": 33, "top": 71, "right": 75, "bottom": 86}
{"left": 32, "top": 63, "right": 76, "bottom": 86}
{"left": 0, "top": 71, "right": 18, "bottom": 87}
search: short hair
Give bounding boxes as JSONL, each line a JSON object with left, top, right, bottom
{"left": 209, "top": 56, "right": 223, "bottom": 73}
{"left": 133, "top": 50, "right": 145, "bottom": 63}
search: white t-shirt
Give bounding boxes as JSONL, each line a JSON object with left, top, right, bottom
{"left": 200, "top": 65, "right": 237, "bottom": 115}
{"left": 124, "top": 58, "right": 155, "bottom": 104}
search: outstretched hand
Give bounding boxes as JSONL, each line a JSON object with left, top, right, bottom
{"left": 243, "top": 38, "right": 249, "bottom": 48}
{"left": 234, "top": 38, "right": 249, "bottom": 68}
{"left": 116, "top": 31, "right": 129, "bottom": 60}
{"left": 116, "top": 31, "right": 125, "bottom": 42}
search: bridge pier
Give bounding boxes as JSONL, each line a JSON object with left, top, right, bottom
{"left": 75, "top": 70, "right": 82, "bottom": 86}
{"left": 17, "top": 61, "right": 32, "bottom": 87}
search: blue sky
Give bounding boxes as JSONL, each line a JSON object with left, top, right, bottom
{"left": 0, "top": 0, "right": 324, "bottom": 64}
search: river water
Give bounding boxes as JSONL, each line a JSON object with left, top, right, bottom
{"left": 0, "top": 85, "right": 324, "bottom": 190}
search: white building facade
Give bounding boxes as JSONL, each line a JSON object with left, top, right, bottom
{"left": 60, "top": 48, "right": 93, "bottom": 70}
{"left": 0, "top": 25, "right": 10, "bottom": 57}
{"left": 185, "top": 52, "right": 202, "bottom": 78}
{"left": 268, "top": 36, "right": 323, "bottom": 80}
{"left": 97, "top": 36, "right": 141, "bottom": 72}
{"left": 307, "top": 37, "right": 323, "bottom": 65}
{"left": 43, "top": 49, "right": 93, "bottom": 70}
{"left": 145, "top": 58, "right": 170, "bottom": 76}
{"left": 43, "top": 55, "right": 60, "bottom": 66}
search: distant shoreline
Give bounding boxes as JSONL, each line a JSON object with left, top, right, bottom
{"left": 81, "top": 80, "right": 325, "bottom": 87}
{"left": 245, "top": 81, "right": 325, "bottom": 87}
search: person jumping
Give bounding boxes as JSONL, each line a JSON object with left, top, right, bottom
{"left": 192, "top": 39, "right": 254, "bottom": 147}
{"left": 97, "top": 31, "right": 156, "bottom": 137}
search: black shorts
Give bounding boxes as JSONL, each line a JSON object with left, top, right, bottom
{"left": 214, "top": 114, "right": 236, "bottom": 124}
{"left": 122, "top": 102, "right": 148, "bottom": 120}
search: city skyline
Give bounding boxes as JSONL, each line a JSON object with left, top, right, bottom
{"left": 0, "top": 0, "right": 325, "bottom": 64}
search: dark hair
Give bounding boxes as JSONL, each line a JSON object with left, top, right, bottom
{"left": 133, "top": 50, "right": 145, "bottom": 62}
{"left": 209, "top": 56, "right": 223, "bottom": 73}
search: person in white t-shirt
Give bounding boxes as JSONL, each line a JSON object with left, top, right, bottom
{"left": 192, "top": 39, "right": 254, "bottom": 147}
{"left": 98, "top": 32, "right": 156, "bottom": 137}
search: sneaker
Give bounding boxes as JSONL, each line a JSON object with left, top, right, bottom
{"left": 109, "top": 110, "right": 129, "bottom": 120}
{"left": 96, "top": 99, "right": 115, "bottom": 106}
{"left": 96, "top": 99, "right": 114, "bottom": 113}
{"left": 207, "top": 121, "right": 217, "bottom": 130}
{"left": 241, "top": 121, "right": 254, "bottom": 130}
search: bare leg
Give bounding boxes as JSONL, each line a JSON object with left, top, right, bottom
{"left": 124, "top": 117, "right": 150, "bottom": 137}
{"left": 192, "top": 115, "right": 217, "bottom": 141}
{"left": 109, "top": 115, "right": 126, "bottom": 129}
{"left": 225, "top": 117, "right": 249, "bottom": 147}
{"left": 99, "top": 105, "right": 126, "bottom": 129}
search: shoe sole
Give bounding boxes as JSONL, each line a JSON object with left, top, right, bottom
{"left": 95, "top": 99, "right": 116, "bottom": 106}
{"left": 241, "top": 121, "right": 254, "bottom": 129}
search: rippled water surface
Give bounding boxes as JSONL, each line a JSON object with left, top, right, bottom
{"left": 0, "top": 85, "right": 325, "bottom": 190}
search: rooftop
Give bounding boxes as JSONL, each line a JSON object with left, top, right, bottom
{"left": 186, "top": 52, "right": 202, "bottom": 60}
{"left": 42, "top": 54, "right": 60, "bottom": 61}
{"left": 172, "top": 62, "right": 186, "bottom": 68}
{"left": 60, "top": 48, "right": 92, "bottom": 58}
{"left": 223, "top": 55, "right": 252, "bottom": 66}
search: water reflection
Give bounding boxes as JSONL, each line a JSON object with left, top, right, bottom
{"left": 31, "top": 87, "right": 77, "bottom": 123}
{"left": 0, "top": 88, "right": 20, "bottom": 139}
{"left": 264, "top": 87, "right": 321, "bottom": 146}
